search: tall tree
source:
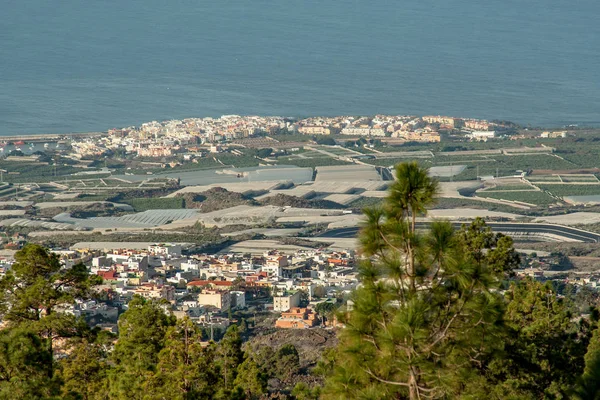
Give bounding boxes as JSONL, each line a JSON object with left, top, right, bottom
{"left": 385, "top": 161, "right": 439, "bottom": 292}
{"left": 481, "top": 279, "right": 592, "bottom": 399}
{"left": 0, "top": 244, "right": 102, "bottom": 381}
{"left": 148, "top": 317, "right": 218, "bottom": 399}
{"left": 0, "top": 325, "right": 59, "bottom": 399}
{"left": 216, "top": 325, "right": 244, "bottom": 393}
{"left": 323, "top": 162, "right": 511, "bottom": 400}
{"left": 109, "top": 296, "right": 176, "bottom": 400}
{"left": 456, "top": 217, "right": 520, "bottom": 275}
{"left": 233, "top": 353, "right": 267, "bottom": 399}
{"left": 59, "top": 339, "right": 109, "bottom": 400}
{"left": 574, "top": 322, "right": 600, "bottom": 399}
{"left": 0, "top": 244, "right": 101, "bottom": 323}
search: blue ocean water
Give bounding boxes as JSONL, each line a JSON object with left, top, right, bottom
{"left": 1, "top": 0, "right": 599, "bottom": 135}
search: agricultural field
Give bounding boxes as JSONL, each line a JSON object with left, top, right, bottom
{"left": 432, "top": 197, "right": 528, "bottom": 214}
{"left": 0, "top": 162, "right": 85, "bottom": 183}
{"left": 476, "top": 190, "right": 559, "bottom": 206}
{"left": 433, "top": 158, "right": 496, "bottom": 166}
{"left": 124, "top": 197, "right": 185, "bottom": 212}
{"left": 481, "top": 183, "right": 534, "bottom": 191}
{"left": 559, "top": 152, "right": 600, "bottom": 168}
{"left": 278, "top": 157, "right": 352, "bottom": 168}
{"left": 280, "top": 150, "right": 330, "bottom": 160}
{"left": 529, "top": 175, "right": 600, "bottom": 184}
{"left": 432, "top": 155, "right": 495, "bottom": 163}
{"left": 363, "top": 158, "right": 433, "bottom": 168}
{"left": 557, "top": 175, "right": 599, "bottom": 183}
{"left": 452, "top": 165, "right": 510, "bottom": 180}
{"left": 493, "top": 154, "right": 576, "bottom": 171}
{"left": 527, "top": 175, "right": 562, "bottom": 183}
{"left": 61, "top": 178, "right": 141, "bottom": 191}
{"left": 447, "top": 155, "right": 577, "bottom": 181}
{"left": 316, "top": 146, "right": 358, "bottom": 156}
{"left": 538, "top": 185, "right": 600, "bottom": 197}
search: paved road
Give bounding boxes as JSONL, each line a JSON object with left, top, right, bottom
{"left": 316, "top": 222, "right": 600, "bottom": 243}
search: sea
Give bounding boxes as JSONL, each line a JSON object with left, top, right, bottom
{"left": 1, "top": 0, "right": 599, "bottom": 136}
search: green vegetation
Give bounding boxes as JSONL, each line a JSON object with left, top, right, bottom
{"left": 320, "top": 162, "right": 598, "bottom": 399}
{"left": 432, "top": 196, "right": 528, "bottom": 214}
{"left": 477, "top": 190, "right": 559, "bottom": 206}
{"left": 0, "top": 162, "right": 83, "bottom": 183}
{"left": 493, "top": 154, "right": 575, "bottom": 170}
{"left": 278, "top": 158, "right": 352, "bottom": 168}
{"left": 528, "top": 175, "right": 562, "bottom": 182}
{"left": 346, "top": 196, "right": 385, "bottom": 210}
{"left": 124, "top": 197, "right": 185, "bottom": 211}
{"left": 6, "top": 165, "right": 600, "bottom": 398}
{"left": 178, "top": 187, "right": 254, "bottom": 213}
{"left": 259, "top": 193, "right": 344, "bottom": 209}
{"left": 482, "top": 183, "right": 533, "bottom": 191}
{"left": 560, "top": 175, "right": 599, "bottom": 183}
{"left": 0, "top": 244, "right": 333, "bottom": 399}
{"left": 316, "top": 146, "right": 357, "bottom": 156}
{"left": 363, "top": 157, "right": 433, "bottom": 167}
{"left": 539, "top": 184, "right": 600, "bottom": 197}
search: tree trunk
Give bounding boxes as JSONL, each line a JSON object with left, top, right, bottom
{"left": 409, "top": 211, "right": 417, "bottom": 292}
{"left": 409, "top": 369, "right": 419, "bottom": 400}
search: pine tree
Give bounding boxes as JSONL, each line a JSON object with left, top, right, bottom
{"left": 233, "top": 353, "right": 267, "bottom": 399}
{"left": 59, "top": 339, "right": 109, "bottom": 400}
{"left": 0, "top": 244, "right": 102, "bottom": 396}
{"left": 275, "top": 344, "right": 301, "bottom": 382}
{"left": 148, "top": 317, "right": 219, "bottom": 399}
{"left": 573, "top": 323, "right": 600, "bottom": 399}
{"left": 108, "top": 295, "right": 176, "bottom": 400}
{"left": 323, "top": 162, "right": 512, "bottom": 400}
{"left": 0, "top": 325, "right": 59, "bottom": 399}
{"left": 216, "top": 325, "right": 244, "bottom": 393}
{"left": 483, "top": 279, "right": 592, "bottom": 398}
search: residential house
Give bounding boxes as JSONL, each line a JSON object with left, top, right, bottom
{"left": 275, "top": 307, "right": 318, "bottom": 329}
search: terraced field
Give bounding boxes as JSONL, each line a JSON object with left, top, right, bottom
{"left": 527, "top": 175, "right": 562, "bottom": 183}
{"left": 476, "top": 190, "right": 559, "bottom": 206}
{"left": 538, "top": 185, "right": 600, "bottom": 197}
{"left": 482, "top": 183, "right": 533, "bottom": 192}
{"left": 558, "top": 175, "right": 599, "bottom": 183}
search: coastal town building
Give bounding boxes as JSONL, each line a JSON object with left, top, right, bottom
{"left": 469, "top": 131, "right": 496, "bottom": 141}
{"left": 134, "top": 283, "right": 175, "bottom": 302}
{"left": 396, "top": 130, "right": 441, "bottom": 142}
{"left": 540, "top": 131, "right": 567, "bottom": 138}
{"left": 197, "top": 289, "right": 231, "bottom": 311}
{"left": 340, "top": 127, "right": 386, "bottom": 137}
{"left": 298, "top": 126, "right": 331, "bottom": 135}
{"left": 422, "top": 115, "right": 457, "bottom": 127}
{"left": 275, "top": 307, "right": 318, "bottom": 329}
{"left": 273, "top": 291, "right": 302, "bottom": 312}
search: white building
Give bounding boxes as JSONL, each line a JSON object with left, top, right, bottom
{"left": 197, "top": 290, "right": 231, "bottom": 311}
{"left": 469, "top": 131, "right": 496, "bottom": 141}
{"left": 148, "top": 243, "right": 182, "bottom": 257}
{"left": 340, "top": 127, "right": 386, "bottom": 137}
{"left": 273, "top": 291, "right": 301, "bottom": 312}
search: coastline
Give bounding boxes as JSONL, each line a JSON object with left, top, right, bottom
{"left": 0, "top": 132, "right": 105, "bottom": 141}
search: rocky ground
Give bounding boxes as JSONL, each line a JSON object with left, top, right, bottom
{"left": 246, "top": 327, "right": 338, "bottom": 370}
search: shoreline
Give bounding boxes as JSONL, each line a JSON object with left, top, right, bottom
{"left": 0, "top": 132, "right": 105, "bottom": 141}
{"left": 2, "top": 116, "right": 599, "bottom": 140}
